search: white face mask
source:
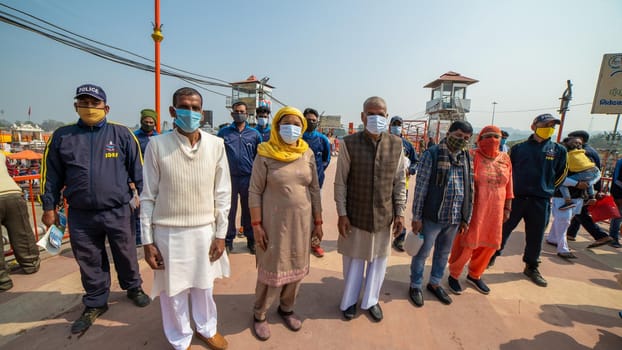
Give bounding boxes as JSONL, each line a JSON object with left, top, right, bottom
{"left": 366, "top": 115, "right": 387, "bottom": 135}
{"left": 279, "top": 124, "right": 302, "bottom": 144}
{"left": 257, "top": 117, "right": 269, "bottom": 127}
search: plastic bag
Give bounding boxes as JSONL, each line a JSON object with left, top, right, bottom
{"left": 587, "top": 195, "right": 621, "bottom": 222}
{"left": 403, "top": 230, "right": 425, "bottom": 256}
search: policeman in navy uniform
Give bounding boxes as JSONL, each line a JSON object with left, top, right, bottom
{"left": 41, "top": 84, "right": 150, "bottom": 334}
{"left": 217, "top": 100, "right": 262, "bottom": 254}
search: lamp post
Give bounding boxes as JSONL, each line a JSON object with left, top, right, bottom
{"left": 491, "top": 101, "right": 498, "bottom": 125}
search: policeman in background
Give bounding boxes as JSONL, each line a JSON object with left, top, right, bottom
{"left": 388, "top": 116, "right": 419, "bottom": 251}
{"left": 254, "top": 105, "right": 271, "bottom": 142}
{"left": 302, "top": 107, "right": 332, "bottom": 257}
{"left": 41, "top": 84, "right": 150, "bottom": 334}
{"left": 217, "top": 101, "right": 262, "bottom": 254}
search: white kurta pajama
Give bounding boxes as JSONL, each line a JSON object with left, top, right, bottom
{"left": 140, "top": 130, "right": 231, "bottom": 350}
{"left": 334, "top": 143, "right": 406, "bottom": 311}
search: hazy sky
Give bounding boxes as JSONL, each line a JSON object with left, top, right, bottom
{"left": 1, "top": 0, "right": 621, "bottom": 135}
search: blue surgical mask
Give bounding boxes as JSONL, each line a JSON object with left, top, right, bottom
{"left": 390, "top": 126, "right": 402, "bottom": 136}
{"left": 366, "top": 115, "right": 387, "bottom": 135}
{"left": 279, "top": 124, "right": 302, "bottom": 144}
{"left": 257, "top": 117, "right": 269, "bottom": 127}
{"left": 500, "top": 138, "right": 507, "bottom": 146}
{"left": 174, "top": 108, "right": 202, "bottom": 133}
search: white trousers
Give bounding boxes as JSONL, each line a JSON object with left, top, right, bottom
{"left": 340, "top": 256, "right": 388, "bottom": 311}
{"left": 547, "top": 197, "right": 583, "bottom": 253}
{"left": 159, "top": 288, "right": 218, "bottom": 350}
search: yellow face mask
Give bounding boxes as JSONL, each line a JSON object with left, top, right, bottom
{"left": 77, "top": 107, "right": 106, "bottom": 126}
{"left": 535, "top": 126, "right": 555, "bottom": 139}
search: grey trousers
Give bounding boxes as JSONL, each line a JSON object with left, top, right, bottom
{"left": 0, "top": 194, "right": 40, "bottom": 284}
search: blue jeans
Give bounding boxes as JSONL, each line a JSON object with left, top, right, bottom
{"left": 410, "top": 220, "right": 459, "bottom": 289}
{"left": 559, "top": 168, "right": 601, "bottom": 200}
{"left": 609, "top": 206, "right": 622, "bottom": 243}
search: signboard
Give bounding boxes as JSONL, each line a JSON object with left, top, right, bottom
{"left": 592, "top": 53, "right": 622, "bottom": 114}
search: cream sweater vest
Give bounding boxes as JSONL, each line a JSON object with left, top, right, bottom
{"left": 144, "top": 130, "right": 230, "bottom": 229}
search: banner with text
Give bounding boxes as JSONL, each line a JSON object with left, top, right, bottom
{"left": 592, "top": 53, "right": 622, "bottom": 114}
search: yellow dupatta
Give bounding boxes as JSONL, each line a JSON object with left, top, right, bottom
{"left": 257, "top": 106, "right": 309, "bottom": 162}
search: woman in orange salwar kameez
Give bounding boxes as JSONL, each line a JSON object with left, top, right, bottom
{"left": 447, "top": 125, "right": 513, "bottom": 295}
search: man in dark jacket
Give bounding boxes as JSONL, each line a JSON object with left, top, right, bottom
{"left": 388, "top": 116, "right": 418, "bottom": 251}
{"left": 41, "top": 84, "right": 150, "bottom": 334}
{"left": 217, "top": 101, "right": 262, "bottom": 254}
{"left": 492, "top": 114, "right": 568, "bottom": 287}
{"left": 564, "top": 130, "right": 612, "bottom": 247}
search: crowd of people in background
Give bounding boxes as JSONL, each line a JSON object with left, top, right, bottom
{"left": 2, "top": 83, "right": 621, "bottom": 350}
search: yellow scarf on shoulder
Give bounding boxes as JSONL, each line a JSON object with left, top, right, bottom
{"left": 257, "top": 106, "right": 309, "bottom": 162}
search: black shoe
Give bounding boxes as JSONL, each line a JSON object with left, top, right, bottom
{"left": 342, "top": 303, "right": 356, "bottom": 320}
{"left": 247, "top": 242, "right": 256, "bottom": 255}
{"left": 610, "top": 241, "right": 622, "bottom": 248}
{"left": 466, "top": 275, "right": 490, "bottom": 295}
{"left": 408, "top": 287, "right": 424, "bottom": 307}
{"left": 523, "top": 266, "right": 548, "bottom": 287}
{"left": 426, "top": 284, "right": 452, "bottom": 305}
{"left": 392, "top": 237, "right": 405, "bottom": 252}
{"left": 0, "top": 279, "right": 13, "bottom": 292}
{"left": 447, "top": 276, "right": 462, "bottom": 295}
{"left": 557, "top": 252, "right": 578, "bottom": 259}
{"left": 487, "top": 255, "right": 497, "bottom": 269}
{"left": 127, "top": 287, "right": 151, "bottom": 307}
{"left": 71, "top": 305, "right": 108, "bottom": 334}
{"left": 367, "top": 304, "right": 383, "bottom": 322}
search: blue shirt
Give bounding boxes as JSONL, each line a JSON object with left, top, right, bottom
{"left": 255, "top": 125, "right": 271, "bottom": 142}
{"left": 302, "top": 131, "right": 332, "bottom": 187}
{"left": 217, "top": 122, "right": 262, "bottom": 177}
{"left": 401, "top": 137, "right": 419, "bottom": 175}
{"left": 41, "top": 118, "right": 143, "bottom": 211}
{"left": 134, "top": 128, "right": 160, "bottom": 155}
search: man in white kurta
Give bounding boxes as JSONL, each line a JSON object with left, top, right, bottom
{"left": 335, "top": 96, "right": 406, "bottom": 323}
{"left": 140, "top": 87, "right": 231, "bottom": 350}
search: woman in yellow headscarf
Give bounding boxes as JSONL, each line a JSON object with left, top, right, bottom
{"left": 248, "top": 106, "right": 323, "bottom": 341}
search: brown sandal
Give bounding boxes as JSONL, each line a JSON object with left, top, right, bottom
{"left": 278, "top": 307, "right": 302, "bottom": 331}
{"left": 253, "top": 317, "right": 270, "bottom": 341}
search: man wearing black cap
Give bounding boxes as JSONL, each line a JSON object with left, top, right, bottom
{"left": 388, "top": 116, "right": 418, "bottom": 251}
{"left": 491, "top": 114, "right": 568, "bottom": 287}
{"left": 41, "top": 84, "right": 150, "bottom": 334}
{"left": 564, "top": 130, "right": 613, "bottom": 247}
{"left": 500, "top": 130, "right": 510, "bottom": 152}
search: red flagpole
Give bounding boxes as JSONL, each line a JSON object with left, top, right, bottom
{"left": 152, "top": 0, "right": 163, "bottom": 133}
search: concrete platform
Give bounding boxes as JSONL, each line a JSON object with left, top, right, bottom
{"left": 1, "top": 160, "right": 621, "bottom": 349}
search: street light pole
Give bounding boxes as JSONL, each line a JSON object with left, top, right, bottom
{"left": 491, "top": 101, "right": 498, "bottom": 125}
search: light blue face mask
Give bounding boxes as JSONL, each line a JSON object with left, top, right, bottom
{"left": 174, "top": 108, "right": 202, "bottom": 132}
{"left": 279, "top": 124, "right": 302, "bottom": 144}
{"left": 257, "top": 117, "right": 269, "bottom": 127}
{"left": 366, "top": 115, "right": 387, "bottom": 135}
{"left": 390, "top": 126, "right": 402, "bottom": 136}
